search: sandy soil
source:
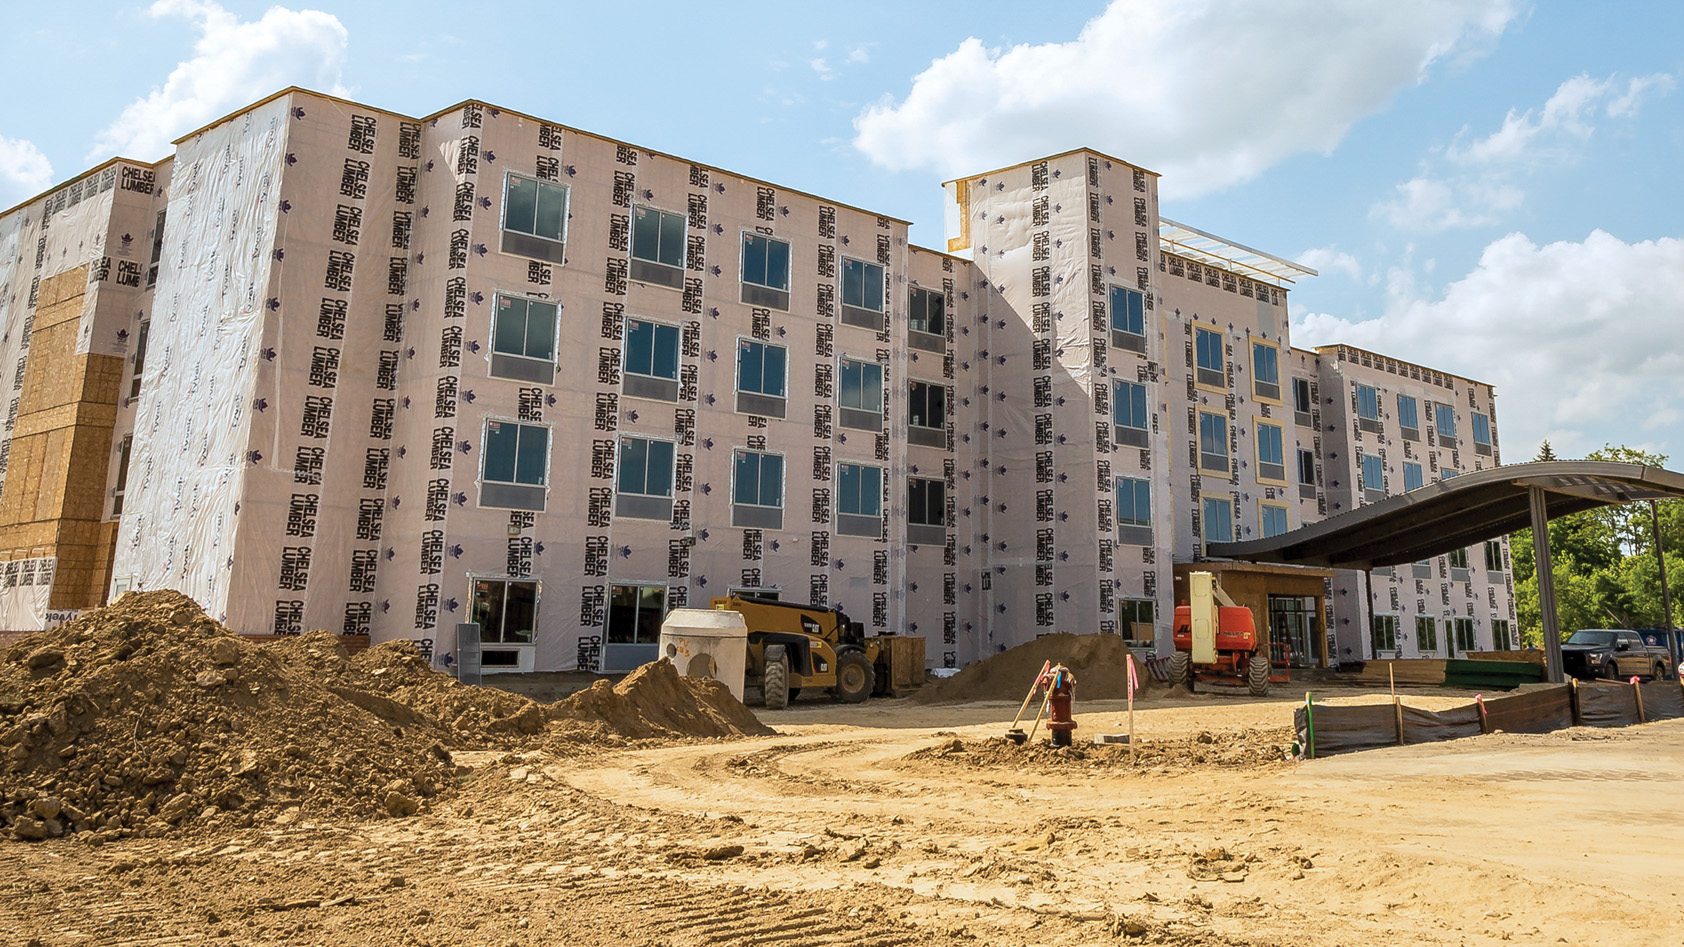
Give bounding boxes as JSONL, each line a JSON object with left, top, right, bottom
{"left": 5, "top": 686, "right": 1682, "bottom": 946}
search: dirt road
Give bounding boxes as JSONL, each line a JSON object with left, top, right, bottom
{"left": 5, "top": 689, "right": 1681, "bottom": 946}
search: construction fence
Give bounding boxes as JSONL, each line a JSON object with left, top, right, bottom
{"left": 1296, "top": 678, "right": 1684, "bottom": 758}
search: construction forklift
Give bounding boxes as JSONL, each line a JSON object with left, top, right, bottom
{"left": 1169, "top": 572, "right": 1284, "bottom": 697}
{"left": 710, "top": 595, "right": 918, "bottom": 709}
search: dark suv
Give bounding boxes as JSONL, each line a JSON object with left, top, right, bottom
{"left": 1561, "top": 629, "right": 1673, "bottom": 681}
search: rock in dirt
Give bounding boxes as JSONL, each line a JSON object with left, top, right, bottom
{"left": 914, "top": 633, "right": 1154, "bottom": 704}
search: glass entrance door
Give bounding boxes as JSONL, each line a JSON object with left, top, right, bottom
{"left": 1268, "top": 595, "right": 1318, "bottom": 668}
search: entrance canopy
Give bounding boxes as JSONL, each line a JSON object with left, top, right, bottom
{"left": 1210, "top": 462, "right": 1684, "bottom": 570}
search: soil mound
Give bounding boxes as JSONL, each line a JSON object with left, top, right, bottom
{"left": 902, "top": 729, "right": 1292, "bottom": 773}
{"left": 914, "top": 633, "right": 1154, "bottom": 704}
{"left": 0, "top": 592, "right": 454, "bottom": 842}
{"left": 552, "top": 659, "right": 775, "bottom": 741}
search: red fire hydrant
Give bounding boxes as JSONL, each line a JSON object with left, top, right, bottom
{"left": 1046, "top": 664, "right": 1077, "bottom": 747}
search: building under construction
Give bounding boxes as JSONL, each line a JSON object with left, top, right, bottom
{"left": 0, "top": 88, "right": 1515, "bottom": 672}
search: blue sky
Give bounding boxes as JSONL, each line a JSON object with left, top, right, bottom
{"left": 3, "top": 0, "right": 1679, "bottom": 462}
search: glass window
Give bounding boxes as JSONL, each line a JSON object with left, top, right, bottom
{"left": 1257, "top": 422, "right": 1285, "bottom": 471}
{"left": 838, "top": 463, "right": 883, "bottom": 518}
{"left": 842, "top": 258, "right": 885, "bottom": 312}
{"left": 1198, "top": 411, "right": 1228, "bottom": 470}
{"left": 146, "top": 210, "right": 166, "bottom": 287}
{"left": 1397, "top": 394, "right": 1419, "bottom": 431}
{"left": 1262, "top": 504, "right": 1289, "bottom": 538}
{"left": 1472, "top": 412, "right": 1492, "bottom": 445}
{"left": 1371, "top": 615, "right": 1398, "bottom": 653}
{"left": 1448, "top": 547, "right": 1469, "bottom": 569}
{"left": 113, "top": 435, "right": 133, "bottom": 516}
{"left": 909, "top": 477, "right": 945, "bottom": 527}
{"left": 1453, "top": 617, "right": 1476, "bottom": 653}
{"left": 742, "top": 233, "right": 790, "bottom": 290}
{"left": 1436, "top": 404, "right": 1457, "bottom": 438}
{"left": 483, "top": 421, "right": 549, "bottom": 486}
{"left": 840, "top": 359, "right": 884, "bottom": 413}
{"left": 1110, "top": 285, "right": 1145, "bottom": 337}
{"left": 503, "top": 174, "right": 567, "bottom": 242}
{"left": 1297, "top": 448, "right": 1316, "bottom": 486}
{"left": 1202, "top": 496, "right": 1233, "bottom": 543}
{"left": 625, "top": 319, "right": 680, "bottom": 380}
{"left": 607, "top": 585, "right": 665, "bottom": 646}
{"left": 1403, "top": 462, "right": 1424, "bottom": 492}
{"left": 492, "top": 296, "right": 557, "bottom": 363}
{"left": 1441, "top": 468, "right": 1459, "bottom": 481}
{"left": 129, "top": 321, "right": 150, "bottom": 399}
{"left": 737, "top": 339, "right": 786, "bottom": 398}
{"left": 1491, "top": 619, "right": 1512, "bottom": 650}
{"left": 1117, "top": 477, "right": 1151, "bottom": 527}
{"left": 732, "top": 450, "right": 783, "bottom": 508}
{"left": 909, "top": 381, "right": 945, "bottom": 429}
{"left": 1195, "top": 327, "right": 1223, "bottom": 377}
{"left": 1252, "top": 343, "right": 1279, "bottom": 388}
{"left": 631, "top": 205, "right": 686, "bottom": 269}
{"left": 1485, "top": 540, "right": 1504, "bottom": 572}
{"left": 1293, "top": 377, "right": 1312, "bottom": 414}
{"left": 1114, "top": 381, "right": 1147, "bottom": 432}
{"left": 472, "top": 578, "right": 537, "bottom": 644}
{"left": 617, "top": 436, "right": 675, "bottom": 498}
{"left": 1361, "top": 454, "right": 1385, "bottom": 493}
{"left": 1416, "top": 616, "right": 1438, "bottom": 652}
{"left": 909, "top": 287, "right": 945, "bottom": 337}
{"left": 1356, "top": 384, "right": 1380, "bottom": 421}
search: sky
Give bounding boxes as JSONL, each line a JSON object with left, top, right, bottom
{"left": 2, "top": 0, "right": 1679, "bottom": 463}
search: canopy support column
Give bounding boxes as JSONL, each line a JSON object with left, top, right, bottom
{"left": 1529, "top": 486, "right": 1564, "bottom": 684}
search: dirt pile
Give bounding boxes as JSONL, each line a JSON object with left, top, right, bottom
{"left": 551, "top": 658, "right": 775, "bottom": 741}
{"left": 0, "top": 592, "right": 455, "bottom": 842}
{"left": 915, "top": 632, "right": 1154, "bottom": 704}
{"left": 902, "top": 729, "right": 1292, "bottom": 773}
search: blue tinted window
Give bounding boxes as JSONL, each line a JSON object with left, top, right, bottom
{"left": 1404, "top": 462, "right": 1424, "bottom": 491}
{"left": 1252, "top": 343, "right": 1279, "bottom": 386}
{"left": 483, "top": 421, "right": 548, "bottom": 486}
{"left": 626, "top": 320, "right": 680, "bottom": 379}
{"left": 1195, "top": 328, "right": 1223, "bottom": 374}
{"left": 839, "top": 463, "right": 882, "bottom": 517}
{"left": 1202, "top": 497, "right": 1232, "bottom": 543}
{"left": 743, "top": 233, "right": 790, "bottom": 290}
{"left": 1436, "top": 405, "right": 1457, "bottom": 438}
{"left": 1257, "top": 422, "right": 1284, "bottom": 466}
{"left": 1472, "top": 412, "right": 1491, "bottom": 445}
{"left": 618, "top": 437, "right": 674, "bottom": 497}
{"left": 1262, "top": 505, "right": 1289, "bottom": 538}
{"left": 737, "top": 340, "right": 786, "bottom": 397}
{"left": 1110, "top": 285, "right": 1144, "bottom": 336}
{"left": 840, "top": 359, "right": 883, "bottom": 412}
{"left": 1356, "top": 385, "right": 1380, "bottom": 420}
{"left": 733, "top": 450, "right": 782, "bottom": 507}
{"left": 1114, "top": 382, "right": 1147, "bottom": 430}
{"left": 842, "top": 258, "right": 884, "bottom": 311}
{"left": 1397, "top": 395, "right": 1419, "bottom": 430}
{"left": 1361, "top": 454, "right": 1385, "bottom": 491}
{"left": 1117, "top": 478, "right": 1151, "bottom": 527}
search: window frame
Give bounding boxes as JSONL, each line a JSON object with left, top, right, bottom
{"left": 1397, "top": 394, "right": 1420, "bottom": 439}
{"left": 731, "top": 447, "right": 785, "bottom": 529}
{"left": 907, "top": 378, "right": 948, "bottom": 448}
{"left": 1471, "top": 411, "right": 1492, "bottom": 454}
{"left": 1355, "top": 384, "right": 1381, "bottom": 426}
{"left": 1360, "top": 453, "right": 1386, "bottom": 499}
{"left": 1260, "top": 500, "right": 1289, "bottom": 539}
{"left": 479, "top": 418, "right": 552, "bottom": 512}
{"left": 1201, "top": 496, "right": 1233, "bottom": 545}
{"left": 1435, "top": 403, "right": 1458, "bottom": 443}
{"left": 1109, "top": 284, "right": 1147, "bottom": 353}
{"left": 129, "top": 320, "right": 150, "bottom": 400}
{"left": 1197, "top": 410, "right": 1229, "bottom": 475}
{"left": 1416, "top": 616, "right": 1439, "bottom": 653}
{"left": 1113, "top": 380, "right": 1149, "bottom": 448}
{"left": 629, "top": 203, "right": 689, "bottom": 288}
{"left": 1255, "top": 420, "right": 1286, "bottom": 483}
{"left": 840, "top": 256, "right": 886, "bottom": 312}
{"left": 1403, "top": 461, "right": 1424, "bottom": 492}
{"left": 1193, "top": 326, "right": 1226, "bottom": 390}
{"left": 615, "top": 434, "right": 678, "bottom": 523}
{"left": 739, "top": 230, "right": 792, "bottom": 310}
{"left": 838, "top": 356, "right": 885, "bottom": 432}
{"left": 1371, "top": 614, "right": 1399, "bottom": 655}
{"left": 836, "top": 461, "right": 885, "bottom": 537}
{"left": 1251, "top": 341, "right": 1281, "bottom": 402}
{"left": 1116, "top": 476, "right": 1152, "bottom": 529}
{"left": 499, "top": 171, "right": 568, "bottom": 263}
{"left": 623, "top": 316, "right": 682, "bottom": 402}
{"left": 489, "top": 293, "right": 559, "bottom": 383}
{"left": 471, "top": 577, "right": 539, "bottom": 646}
{"left": 112, "top": 435, "right": 133, "bottom": 517}
{"left": 1292, "top": 376, "right": 1313, "bottom": 423}
{"left": 1485, "top": 540, "right": 1504, "bottom": 574}
{"left": 908, "top": 476, "right": 947, "bottom": 544}
{"left": 908, "top": 285, "right": 947, "bottom": 350}
{"left": 734, "top": 337, "right": 788, "bottom": 418}
{"left": 606, "top": 583, "right": 667, "bottom": 647}
{"left": 1297, "top": 448, "right": 1317, "bottom": 496}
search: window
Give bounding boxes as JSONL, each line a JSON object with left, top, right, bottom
{"left": 1452, "top": 617, "right": 1476, "bottom": 654}
{"left": 1297, "top": 449, "right": 1316, "bottom": 496}
{"left": 491, "top": 295, "right": 558, "bottom": 383}
{"left": 1440, "top": 468, "right": 1459, "bottom": 481}
{"left": 740, "top": 232, "right": 791, "bottom": 308}
{"left": 1118, "top": 599, "right": 1156, "bottom": 641}
{"left": 481, "top": 420, "right": 549, "bottom": 511}
{"left": 1448, "top": 547, "right": 1470, "bottom": 582}
{"left": 841, "top": 258, "right": 885, "bottom": 329}
{"left": 129, "top": 321, "right": 150, "bottom": 400}
{"left": 908, "top": 380, "right": 947, "bottom": 447}
{"left": 1355, "top": 384, "right": 1381, "bottom": 433}
{"left": 1197, "top": 411, "right": 1228, "bottom": 473}
{"left": 1110, "top": 285, "right": 1146, "bottom": 353}
{"left": 735, "top": 339, "right": 787, "bottom": 418}
{"left": 624, "top": 318, "right": 680, "bottom": 401}
{"left": 837, "top": 462, "right": 883, "bottom": 537}
{"left": 1252, "top": 342, "right": 1280, "bottom": 400}
{"left": 1398, "top": 394, "right": 1419, "bottom": 439}
{"left": 607, "top": 584, "right": 666, "bottom": 648}
{"left": 1435, "top": 403, "right": 1457, "bottom": 444}
{"left": 112, "top": 435, "right": 133, "bottom": 516}
{"left": 1491, "top": 619, "right": 1512, "bottom": 651}
{"left": 1485, "top": 540, "right": 1504, "bottom": 574}
{"left": 839, "top": 358, "right": 884, "bottom": 432}
{"left": 1403, "top": 462, "right": 1424, "bottom": 492}
{"left": 908, "top": 286, "right": 946, "bottom": 351}
{"left": 1416, "top": 616, "right": 1438, "bottom": 653}
{"left": 630, "top": 205, "right": 687, "bottom": 287}
{"left": 732, "top": 449, "right": 784, "bottom": 529}
{"left": 1471, "top": 412, "right": 1492, "bottom": 454}
{"left": 1113, "top": 381, "right": 1148, "bottom": 448}
{"left": 1371, "top": 614, "right": 1398, "bottom": 655}
{"left": 1292, "top": 377, "right": 1313, "bottom": 424}
{"left": 1202, "top": 497, "right": 1233, "bottom": 545}
{"left": 501, "top": 173, "right": 567, "bottom": 262}
{"left": 146, "top": 210, "right": 166, "bottom": 287}
{"left": 1194, "top": 327, "right": 1225, "bottom": 388}
{"left": 1360, "top": 454, "right": 1385, "bottom": 499}
{"left": 1261, "top": 503, "right": 1289, "bottom": 538}
{"left": 616, "top": 435, "right": 675, "bottom": 521}
{"left": 1256, "top": 421, "right": 1286, "bottom": 482}
{"left": 472, "top": 578, "right": 537, "bottom": 645}
{"left": 1117, "top": 477, "right": 1151, "bottom": 541}
{"left": 908, "top": 477, "right": 946, "bottom": 544}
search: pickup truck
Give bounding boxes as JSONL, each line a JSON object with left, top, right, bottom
{"left": 1560, "top": 629, "right": 1673, "bottom": 681}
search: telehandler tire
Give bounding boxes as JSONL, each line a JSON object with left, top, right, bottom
{"left": 1247, "top": 653, "right": 1271, "bottom": 697}
{"left": 762, "top": 645, "right": 790, "bottom": 710}
{"left": 833, "top": 650, "right": 875, "bottom": 703}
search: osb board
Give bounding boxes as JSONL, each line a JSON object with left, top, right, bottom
{"left": 1347, "top": 659, "right": 1448, "bottom": 686}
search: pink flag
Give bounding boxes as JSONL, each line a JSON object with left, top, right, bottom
{"left": 1126, "top": 654, "right": 1138, "bottom": 698}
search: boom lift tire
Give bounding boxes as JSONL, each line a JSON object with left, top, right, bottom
{"left": 833, "top": 650, "right": 875, "bottom": 703}
{"left": 762, "top": 645, "right": 790, "bottom": 710}
{"left": 1247, "top": 653, "right": 1271, "bottom": 697}
{"left": 1168, "top": 651, "right": 1192, "bottom": 690}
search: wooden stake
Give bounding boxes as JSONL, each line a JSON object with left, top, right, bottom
{"left": 1127, "top": 654, "right": 1137, "bottom": 763}
{"left": 1634, "top": 679, "right": 1647, "bottom": 724}
{"left": 1570, "top": 677, "right": 1581, "bottom": 726}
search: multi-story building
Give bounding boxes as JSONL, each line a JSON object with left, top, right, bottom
{"left": 0, "top": 87, "right": 1514, "bottom": 670}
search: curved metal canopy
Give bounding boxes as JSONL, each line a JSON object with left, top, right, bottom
{"left": 1209, "top": 462, "right": 1684, "bottom": 570}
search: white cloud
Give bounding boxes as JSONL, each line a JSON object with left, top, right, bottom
{"left": 1372, "top": 174, "right": 1523, "bottom": 230}
{"left": 1296, "top": 247, "right": 1362, "bottom": 282}
{"left": 853, "top": 0, "right": 1517, "bottom": 196}
{"left": 810, "top": 58, "right": 834, "bottom": 80}
{"left": 1450, "top": 72, "right": 1673, "bottom": 165}
{"left": 847, "top": 44, "right": 873, "bottom": 65}
{"left": 1293, "top": 230, "right": 1684, "bottom": 459}
{"left": 0, "top": 136, "right": 54, "bottom": 200}
{"left": 88, "top": 0, "right": 348, "bottom": 161}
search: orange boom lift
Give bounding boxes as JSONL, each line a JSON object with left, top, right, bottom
{"left": 1169, "top": 571, "right": 1286, "bottom": 696}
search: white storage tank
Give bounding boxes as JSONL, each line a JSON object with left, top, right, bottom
{"left": 659, "top": 608, "right": 749, "bottom": 702}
